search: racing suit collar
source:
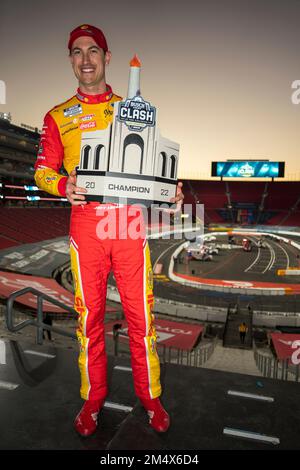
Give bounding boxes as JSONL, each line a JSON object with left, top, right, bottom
{"left": 76, "top": 84, "right": 113, "bottom": 104}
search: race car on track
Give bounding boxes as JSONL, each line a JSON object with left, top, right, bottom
{"left": 242, "top": 238, "right": 252, "bottom": 252}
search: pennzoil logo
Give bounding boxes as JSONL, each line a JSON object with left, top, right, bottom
{"left": 148, "top": 322, "right": 157, "bottom": 353}
{"left": 150, "top": 336, "right": 157, "bottom": 353}
{"left": 45, "top": 175, "right": 58, "bottom": 184}
{"left": 117, "top": 95, "right": 156, "bottom": 132}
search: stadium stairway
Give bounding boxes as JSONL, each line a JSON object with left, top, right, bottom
{"left": 1, "top": 336, "right": 300, "bottom": 450}
{"left": 223, "top": 307, "right": 253, "bottom": 350}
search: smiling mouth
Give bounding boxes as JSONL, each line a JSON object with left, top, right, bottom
{"left": 81, "top": 68, "right": 95, "bottom": 73}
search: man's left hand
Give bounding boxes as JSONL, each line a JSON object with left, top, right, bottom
{"left": 156, "top": 182, "right": 184, "bottom": 215}
{"left": 170, "top": 181, "right": 184, "bottom": 210}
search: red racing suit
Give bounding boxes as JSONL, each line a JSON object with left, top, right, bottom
{"left": 34, "top": 86, "right": 161, "bottom": 401}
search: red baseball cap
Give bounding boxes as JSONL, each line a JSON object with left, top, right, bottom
{"left": 68, "top": 24, "right": 108, "bottom": 52}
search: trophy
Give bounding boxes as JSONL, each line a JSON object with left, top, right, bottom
{"left": 76, "top": 55, "right": 179, "bottom": 207}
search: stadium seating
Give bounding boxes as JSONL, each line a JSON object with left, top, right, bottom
{"left": 205, "top": 209, "right": 225, "bottom": 223}
{"left": 0, "top": 207, "right": 71, "bottom": 249}
{"left": 264, "top": 182, "right": 300, "bottom": 210}
{"left": 183, "top": 180, "right": 300, "bottom": 226}
{"left": 188, "top": 180, "right": 227, "bottom": 209}
{"left": 283, "top": 211, "right": 300, "bottom": 226}
{"left": 228, "top": 181, "right": 265, "bottom": 204}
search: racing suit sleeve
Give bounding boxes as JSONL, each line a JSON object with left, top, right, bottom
{"left": 34, "top": 113, "right": 68, "bottom": 197}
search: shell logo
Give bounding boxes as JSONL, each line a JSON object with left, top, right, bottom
{"left": 75, "top": 296, "right": 85, "bottom": 315}
{"left": 36, "top": 170, "right": 45, "bottom": 180}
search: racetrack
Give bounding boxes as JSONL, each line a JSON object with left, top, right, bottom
{"left": 147, "top": 234, "right": 300, "bottom": 313}
{"left": 174, "top": 235, "right": 300, "bottom": 284}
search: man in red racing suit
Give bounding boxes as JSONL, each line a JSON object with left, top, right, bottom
{"left": 34, "top": 24, "right": 183, "bottom": 437}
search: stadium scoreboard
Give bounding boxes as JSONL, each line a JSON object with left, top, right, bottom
{"left": 211, "top": 161, "right": 285, "bottom": 178}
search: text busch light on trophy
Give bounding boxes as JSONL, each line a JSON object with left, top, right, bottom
{"left": 76, "top": 55, "right": 180, "bottom": 206}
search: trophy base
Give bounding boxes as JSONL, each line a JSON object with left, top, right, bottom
{"left": 83, "top": 195, "right": 175, "bottom": 207}
{"left": 76, "top": 170, "right": 177, "bottom": 208}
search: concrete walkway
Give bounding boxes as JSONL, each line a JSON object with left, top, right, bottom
{"left": 202, "top": 342, "right": 262, "bottom": 377}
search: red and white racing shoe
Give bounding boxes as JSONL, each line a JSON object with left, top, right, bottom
{"left": 140, "top": 397, "right": 170, "bottom": 432}
{"left": 74, "top": 399, "right": 104, "bottom": 437}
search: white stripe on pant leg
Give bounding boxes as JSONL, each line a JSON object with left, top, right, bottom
{"left": 72, "top": 241, "right": 91, "bottom": 399}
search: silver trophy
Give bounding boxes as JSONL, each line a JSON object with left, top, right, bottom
{"left": 76, "top": 55, "right": 179, "bottom": 207}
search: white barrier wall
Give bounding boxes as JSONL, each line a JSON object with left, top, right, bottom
{"left": 106, "top": 285, "right": 227, "bottom": 322}
{"left": 168, "top": 231, "right": 300, "bottom": 296}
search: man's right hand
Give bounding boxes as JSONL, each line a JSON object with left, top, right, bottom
{"left": 66, "top": 170, "right": 87, "bottom": 205}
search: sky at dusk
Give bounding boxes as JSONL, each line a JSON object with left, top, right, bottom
{"left": 1, "top": 0, "right": 300, "bottom": 180}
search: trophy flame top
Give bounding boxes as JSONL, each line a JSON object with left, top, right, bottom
{"left": 130, "top": 54, "right": 141, "bottom": 67}
{"left": 127, "top": 54, "right": 141, "bottom": 99}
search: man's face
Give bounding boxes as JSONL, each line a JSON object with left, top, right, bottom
{"left": 69, "top": 36, "right": 111, "bottom": 88}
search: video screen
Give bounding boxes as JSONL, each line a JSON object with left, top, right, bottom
{"left": 211, "top": 161, "right": 285, "bottom": 178}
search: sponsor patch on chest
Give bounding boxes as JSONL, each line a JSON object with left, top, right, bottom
{"left": 63, "top": 104, "right": 83, "bottom": 117}
{"left": 80, "top": 114, "right": 95, "bottom": 122}
{"left": 79, "top": 120, "right": 96, "bottom": 130}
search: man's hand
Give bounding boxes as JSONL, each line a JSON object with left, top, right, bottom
{"left": 66, "top": 170, "right": 87, "bottom": 205}
{"left": 170, "top": 181, "right": 184, "bottom": 206}
{"left": 157, "top": 182, "right": 184, "bottom": 215}
{"left": 168, "top": 181, "right": 184, "bottom": 213}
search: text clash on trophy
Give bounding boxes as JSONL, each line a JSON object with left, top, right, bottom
{"left": 76, "top": 55, "right": 180, "bottom": 207}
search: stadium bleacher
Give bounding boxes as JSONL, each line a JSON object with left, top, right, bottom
{"left": 184, "top": 180, "right": 300, "bottom": 226}
{"left": 0, "top": 207, "right": 70, "bottom": 248}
